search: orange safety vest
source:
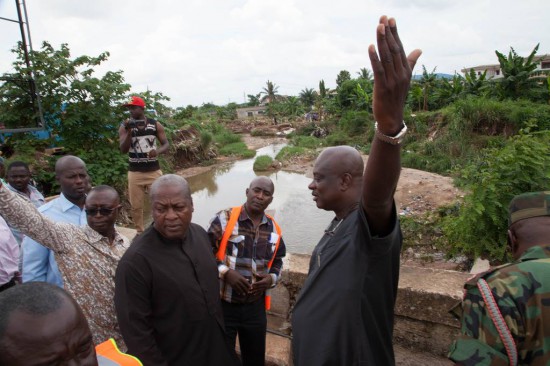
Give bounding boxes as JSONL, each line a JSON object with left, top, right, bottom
{"left": 215, "top": 206, "right": 282, "bottom": 310}
{"left": 96, "top": 338, "right": 143, "bottom": 366}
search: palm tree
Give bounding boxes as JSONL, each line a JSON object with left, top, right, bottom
{"left": 356, "top": 68, "right": 373, "bottom": 82}
{"left": 417, "top": 65, "right": 438, "bottom": 111}
{"left": 261, "top": 80, "right": 279, "bottom": 103}
{"left": 283, "top": 96, "right": 303, "bottom": 117}
{"left": 496, "top": 44, "right": 540, "bottom": 100}
{"left": 299, "top": 88, "right": 317, "bottom": 111}
{"left": 463, "top": 68, "right": 490, "bottom": 97}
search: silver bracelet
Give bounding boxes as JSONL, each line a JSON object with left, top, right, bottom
{"left": 374, "top": 121, "right": 407, "bottom": 145}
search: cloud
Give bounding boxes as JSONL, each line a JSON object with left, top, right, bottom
{"left": 1, "top": 0, "right": 549, "bottom": 106}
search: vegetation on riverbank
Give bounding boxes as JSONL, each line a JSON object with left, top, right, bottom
{"left": 1, "top": 41, "right": 549, "bottom": 263}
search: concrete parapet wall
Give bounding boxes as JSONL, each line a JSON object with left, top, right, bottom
{"left": 266, "top": 254, "right": 470, "bottom": 362}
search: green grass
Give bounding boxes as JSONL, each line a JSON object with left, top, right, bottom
{"left": 219, "top": 142, "right": 255, "bottom": 158}
{"left": 253, "top": 155, "right": 273, "bottom": 171}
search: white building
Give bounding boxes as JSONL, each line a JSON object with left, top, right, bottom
{"left": 461, "top": 54, "right": 550, "bottom": 79}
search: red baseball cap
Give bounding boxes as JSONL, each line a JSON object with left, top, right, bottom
{"left": 122, "top": 96, "right": 146, "bottom": 108}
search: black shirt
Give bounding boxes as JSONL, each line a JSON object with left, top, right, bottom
{"left": 114, "top": 224, "right": 237, "bottom": 366}
{"left": 291, "top": 206, "right": 402, "bottom": 366}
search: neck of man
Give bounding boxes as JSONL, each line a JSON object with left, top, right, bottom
{"left": 334, "top": 200, "right": 360, "bottom": 221}
{"left": 65, "top": 194, "right": 86, "bottom": 209}
{"left": 98, "top": 226, "right": 116, "bottom": 244}
{"left": 244, "top": 203, "right": 264, "bottom": 226}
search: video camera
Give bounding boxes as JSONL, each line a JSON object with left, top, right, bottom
{"left": 127, "top": 119, "right": 146, "bottom": 129}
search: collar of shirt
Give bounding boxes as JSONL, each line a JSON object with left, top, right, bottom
{"left": 57, "top": 192, "right": 84, "bottom": 213}
{"left": 239, "top": 205, "right": 269, "bottom": 226}
{"left": 83, "top": 226, "right": 129, "bottom": 247}
{"left": 519, "top": 244, "right": 550, "bottom": 262}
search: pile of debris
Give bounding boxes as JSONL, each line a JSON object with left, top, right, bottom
{"left": 171, "top": 126, "right": 217, "bottom": 168}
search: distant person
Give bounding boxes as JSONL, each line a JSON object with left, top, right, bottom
{"left": 22, "top": 155, "right": 88, "bottom": 287}
{"left": 448, "top": 191, "right": 550, "bottom": 365}
{"left": 5, "top": 161, "right": 45, "bottom": 244}
{"left": 0, "top": 181, "right": 130, "bottom": 345}
{"left": 291, "top": 16, "right": 421, "bottom": 366}
{"left": 208, "top": 176, "right": 286, "bottom": 366}
{"left": 118, "top": 96, "right": 169, "bottom": 234}
{"left": 0, "top": 215, "right": 20, "bottom": 292}
{"left": 115, "top": 174, "right": 238, "bottom": 366}
{"left": 0, "top": 282, "right": 141, "bottom": 366}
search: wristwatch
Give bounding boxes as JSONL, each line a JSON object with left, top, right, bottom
{"left": 374, "top": 121, "right": 407, "bottom": 145}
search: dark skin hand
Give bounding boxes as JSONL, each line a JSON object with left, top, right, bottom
{"left": 224, "top": 270, "right": 273, "bottom": 296}
{"left": 224, "top": 269, "right": 251, "bottom": 296}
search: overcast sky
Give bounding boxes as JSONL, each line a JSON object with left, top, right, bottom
{"left": 1, "top": 0, "right": 548, "bottom": 107}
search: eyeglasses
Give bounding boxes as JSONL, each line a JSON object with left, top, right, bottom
{"left": 85, "top": 206, "right": 120, "bottom": 216}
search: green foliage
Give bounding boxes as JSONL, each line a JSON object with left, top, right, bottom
{"left": 0, "top": 41, "right": 131, "bottom": 191}
{"left": 213, "top": 130, "right": 241, "bottom": 146}
{"left": 335, "top": 79, "right": 372, "bottom": 111}
{"left": 442, "top": 127, "right": 550, "bottom": 262}
{"left": 339, "top": 110, "right": 374, "bottom": 136}
{"left": 299, "top": 88, "right": 317, "bottom": 111}
{"left": 290, "top": 135, "right": 323, "bottom": 149}
{"left": 336, "top": 70, "right": 351, "bottom": 88}
{"left": 275, "top": 146, "right": 308, "bottom": 162}
{"left": 253, "top": 155, "right": 273, "bottom": 171}
{"left": 495, "top": 44, "right": 540, "bottom": 100}
{"left": 219, "top": 142, "right": 255, "bottom": 158}
{"left": 200, "top": 131, "right": 213, "bottom": 151}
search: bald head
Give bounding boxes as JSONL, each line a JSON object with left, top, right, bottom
{"left": 316, "top": 146, "right": 364, "bottom": 179}
{"left": 150, "top": 174, "right": 191, "bottom": 202}
{"left": 55, "top": 155, "right": 86, "bottom": 176}
{"left": 249, "top": 176, "right": 275, "bottom": 193}
{"left": 86, "top": 185, "right": 120, "bottom": 205}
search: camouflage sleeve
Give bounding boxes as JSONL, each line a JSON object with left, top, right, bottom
{"left": 448, "top": 278, "right": 521, "bottom": 366}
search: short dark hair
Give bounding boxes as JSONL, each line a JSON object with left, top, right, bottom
{"left": 0, "top": 283, "right": 72, "bottom": 340}
{"left": 6, "top": 161, "right": 30, "bottom": 173}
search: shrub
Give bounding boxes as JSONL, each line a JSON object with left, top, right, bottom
{"left": 442, "top": 127, "right": 550, "bottom": 262}
{"left": 253, "top": 155, "right": 273, "bottom": 171}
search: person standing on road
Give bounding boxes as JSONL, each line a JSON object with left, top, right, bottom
{"left": 291, "top": 15, "right": 421, "bottom": 366}
{"left": 208, "top": 176, "right": 286, "bottom": 366}
{"left": 118, "top": 96, "right": 169, "bottom": 234}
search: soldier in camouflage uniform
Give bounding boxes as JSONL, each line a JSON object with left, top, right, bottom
{"left": 448, "top": 191, "right": 550, "bottom": 366}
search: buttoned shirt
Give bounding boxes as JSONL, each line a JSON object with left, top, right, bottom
{"left": 22, "top": 193, "right": 87, "bottom": 287}
{"left": 0, "top": 215, "right": 21, "bottom": 285}
{"left": 208, "top": 206, "right": 286, "bottom": 304}
{"left": 6, "top": 183, "right": 45, "bottom": 244}
{"left": 0, "top": 185, "right": 129, "bottom": 345}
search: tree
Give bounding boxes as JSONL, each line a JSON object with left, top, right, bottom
{"left": 319, "top": 80, "right": 328, "bottom": 99}
{"left": 495, "top": 44, "right": 540, "bottom": 100}
{"left": 417, "top": 65, "right": 438, "bottom": 111}
{"left": 134, "top": 90, "right": 171, "bottom": 118}
{"left": 356, "top": 67, "right": 373, "bottom": 82}
{"left": 283, "top": 96, "right": 304, "bottom": 117}
{"left": 247, "top": 93, "right": 262, "bottom": 106}
{"left": 261, "top": 80, "right": 279, "bottom": 103}
{"left": 435, "top": 74, "right": 464, "bottom": 107}
{"left": 336, "top": 70, "right": 351, "bottom": 88}
{"left": 463, "top": 68, "right": 490, "bottom": 97}
{"left": 0, "top": 41, "right": 131, "bottom": 190}
{"left": 299, "top": 88, "right": 317, "bottom": 111}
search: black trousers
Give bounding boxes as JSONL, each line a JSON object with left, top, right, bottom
{"left": 222, "top": 297, "right": 267, "bottom": 366}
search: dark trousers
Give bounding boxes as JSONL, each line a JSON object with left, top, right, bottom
{"left": 222, "top": 297, "right": 267, "bottom": 366}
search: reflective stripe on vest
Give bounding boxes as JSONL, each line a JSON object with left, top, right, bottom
{"left": 96, "top": 338, "right": 143, "bottom": 366}
{"left": 215, "top": 205, "right": 282, "bottom": 309}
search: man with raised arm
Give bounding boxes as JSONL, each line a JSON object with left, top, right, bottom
{"left": 291, "top": 16, "right": 421, "bottom": 366}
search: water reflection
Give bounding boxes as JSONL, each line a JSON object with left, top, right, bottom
{"left": 142, "top": 144, "right": 333, "bottom": 253}
{"left": 186, "top": 144, "right": 334, "bottom": 254}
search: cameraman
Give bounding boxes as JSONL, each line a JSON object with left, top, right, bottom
{"left": 118, "top": 96, "right": 169, "bottom": 234}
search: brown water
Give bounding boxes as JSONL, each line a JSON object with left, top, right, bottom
{"left": 186, "top": 144, "right": 334, "bottom": 254}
